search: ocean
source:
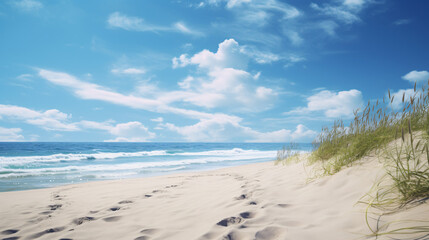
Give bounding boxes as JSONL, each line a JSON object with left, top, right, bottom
{"left": 0, "top": 142, "right": 312, "bottom": 192}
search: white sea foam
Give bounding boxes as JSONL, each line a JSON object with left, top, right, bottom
{"left": 0, "top": 148, "right": 279, "bottom": 166}
{"left": 0, "top": 151, "right": 283, "bottom": 178}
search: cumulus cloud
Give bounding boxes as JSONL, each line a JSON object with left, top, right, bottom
{"left": 402, "top": 70, "right": 429, "bottom": 83}
{"left": 171, "top": 39, "right": 277, "bottom": 111}
{"left": 0, "top": 127, "right": 25, "bottom": 142}
{"left": 389, "top": 88, "right": 421, "bottom": 110}
{"left": 107, "top": 12, "right": 202, "bottom": 36}
{"left": 285, "top": 89, "right": 364, "bottom": 118}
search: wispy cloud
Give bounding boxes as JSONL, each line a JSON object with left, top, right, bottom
{"left": 107, "top": 12, "right": 203, "bottom": 36}
{"left": 162, "top": 117, "right": 316, "bottom": 142}
{"left": 0, "top": 104, "right": 78, "bottom": 131}
{"left": 310, "top": 2, "right": 361, "bottom": 24}
{"left": 394, "top": 19, "right": 411, "bottom": 26}
{"left": 111, "top": 67, "right": 146, "bottom": 75}
{"left": 284, "top": 31, "right": 303, "bottom": 46}
{"left": 0, "top": 104, "right": 156, "bottom": 142}
{"left": 318, "top": 20, "right": 339, "bottom": 36}
{"left": 10, "top": 0, "right": 43, "bottom": 12}
{"left": 0, "top": 127, "right": 25, "bottom": 142}
{"left": 37, "top": 66, "right": 315, "bottom": 142}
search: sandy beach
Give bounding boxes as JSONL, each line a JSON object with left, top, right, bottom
{"left": 0, "top": 156, "right": 428, "bottom": 240}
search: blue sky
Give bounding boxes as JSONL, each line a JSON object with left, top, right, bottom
{"left": 0, "top": 0, "right": 428, "bottom": 142}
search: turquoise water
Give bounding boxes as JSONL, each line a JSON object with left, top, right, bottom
{"left": 0, "top": 142, "right": 311, "bottom": 192}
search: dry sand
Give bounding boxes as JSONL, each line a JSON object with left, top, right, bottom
{"left": 0, "top": 156, "right": 428, "bottom": 240}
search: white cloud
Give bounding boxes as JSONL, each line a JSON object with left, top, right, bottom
{"left": 394, "top": 19, "right": 411, "bottom": 26}
{"left": 16, "top": 74, "right": 33, "bottom": 81}
{"left": 311, "top": 2, "right": 361, "bottom": 24}
{"left": 163, "top": 116, "right": 316, "bottom": 142}
{"left": 402, "top": 70, "right": 429, "bottom": 83}
{"left": 343, "top": 0, "right": 365, "bottom": 8}
{"left": 38, "top": 68, "right": 224, "bottom": 120}
{"left": 389, "top": 88, "right": 419, "bottom": 110}
{"left": 36, "top": 66, "right": 313, "bottom": 142}
{"left": 178, "top": 76, "right": 195, "bottom": 89}
{"left": 189, "top": 39, "right": 248, "bottom": 70}
{"left": 319, "top": 20, "right": 339, "bottom": 36}
{"left": 0, "top": 104, "right": 78, "bottom": 131}
{"left": 111, "top": 67, "right": 146, "bottom": 75}
{"left": 105, "top": 121, "right": 155, "bottom": 142}
{"left": 284, "top": 31, "right": 303, "bottom": 46}
{"left": 284, "top": 55, "right": 306, "bottom": 68}
{"left": 172, "top": 54, "right": 191, "bottom": 69}
{"left": 206, "top": 0, "right": 300, "bottom": 22}
{"left": 248, "top": 124, "right": 317, "bottom": 143}
{"left": 174, "top": 39, "right": 283, "bottom": 67}
{"left": 72, "top": 120, "right": 155, "bottom": 142}
{"left": 0, "top": 104, "right": 156, "bottom": 141}
{"left": 240, "top": 46, "right": 280, "bottom": 64}
{"left": 171, "top": 39, "right": 277, "bottom": 111}
{"left": 107, "top": 12, "right": 202, "bottom": 36}
{"left": 285, "top": 89, "right": 364, "bottom": 118}
{"left": 151, "top": 117, "right": 164, "bottom": 122}
{"left": 11, "top": 0, "right": 43, "bottom": 12}
{"left": 0, "top": 127, "right": 25, "bottom": 142}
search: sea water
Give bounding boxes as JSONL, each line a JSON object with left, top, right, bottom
{"left": 0, "top": 142, "right": 311, "bottom": 192}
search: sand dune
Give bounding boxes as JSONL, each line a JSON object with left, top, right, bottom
{"left": 0, "top": 157, "right": 428, "bottom": 240}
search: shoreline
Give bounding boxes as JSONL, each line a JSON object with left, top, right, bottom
{"left": 1, "top": 157, "right": 428, "bottom": 240}
{"left": 0, "top": 159, "right": 276, "bottom": 193}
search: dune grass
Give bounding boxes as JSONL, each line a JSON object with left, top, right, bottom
{"left": 304, "top": 82, "right": 429, "bottom": 238}
{"left": 310, "top": 82, "right": 429, "bottom": 176}
{"left": 275, "top": 142, "right": 300, "bottom": 165}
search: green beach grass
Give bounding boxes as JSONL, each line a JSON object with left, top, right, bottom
{"left": 278, "top": 82, "right": 429, "bottom": 238}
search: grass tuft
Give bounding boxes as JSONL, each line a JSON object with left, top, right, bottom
{"left": 305, "top": 82, "right": 429, "bottom": 238}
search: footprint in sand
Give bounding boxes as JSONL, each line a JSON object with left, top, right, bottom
{"left": 235, "top": 194, "right": 249, "bottom": 200}
{"left": 254, "top": 226, "right": 285, "bottom": 240}
{"left": 118, "top": 200, "right": 133, "bottom": 204}
{"left": 140, "top": 228, "right": 158, "bottom": 235}
{"left": 1, "top": 229, "right": 19, "bottom": 235}
{"left": 31, "top": 227, "right": 65, "bottom": 239}
{"left": 103, "top": 216, "right": 122, "bottom": 222}
{"left": 277, "top": 203, "right": 290, "bottom": 208}
{"left": 73, "top": 217, "right": 96, "bottom": 225}
{"left": 222, "top": 230, "right": 244, "bottom": 240}
{"left": 217, "top": 217, "right": 243, "bottom": 227}
{"left": 135, "top": 228, "right": 158, "bottom": 240}
{"left": 239, "top": 211, "right": 255, "bottom": 219}
{"left": 2, "top": 237, "right": 20, "bottom": 240}
{"left": 134, "top": 236, "right": 149, "bottom": 240}
{"left": 48, "top": 204, "right": 62, "bottom": 211}
{"left": 109, "top": 207, "right": 120, "bottom": 211}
